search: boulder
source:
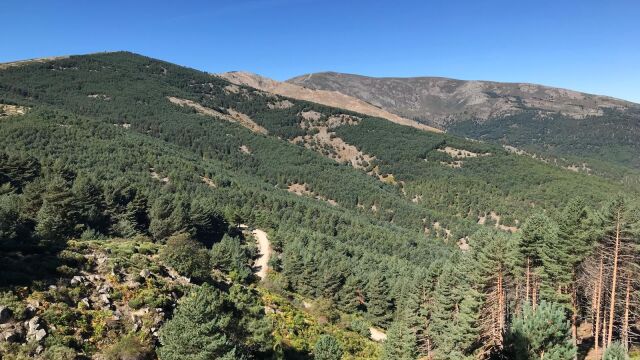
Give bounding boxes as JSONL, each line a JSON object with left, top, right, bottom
{"left": 0, "top": 306, "right": 12, "bottom": 324}
{"left": 34, "top": 328, "right": 46, "bottom": 342}
{"left": 2, "top": 330, "right": 22, "bottom": 343}
{"left": 99, "top": 294, "right": 111, "bottom": 305}
{"left": 27, "top": 316, "right": 41, "bottom": 333}
{"left": 70, "top": 276, "right": 84, "bottom": 286}
{"left": 80, "top": 298, "right": 91, "bottom": 308}
{"left": 139, "top": 269, "right": 151, "bottom": 278}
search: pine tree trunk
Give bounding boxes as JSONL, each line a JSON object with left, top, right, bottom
{"left": 622, "top": 276, "right": 630, "bottom": 351}
{"left": 532, "top": 276, "right": 538, "bottom": 310}
{"left": 606, "top": 215, "right": 621, "bottom": 347}
{"left": 571, "top": 284, "right": 578, "bottom": 360}
{"left": 594, "top": 255, "right": 604, "bottom": 355}
{"left": 601, "top": 309, "right": 607, "bottom": 351}
{"left": 590, "top": 271, "right": 599, "bottom": 336}
{"left": 526, "top": 257, "right": 530, "bottom": 303}
{"left": 498, "top": 271, "right": 505, "bottom": 337}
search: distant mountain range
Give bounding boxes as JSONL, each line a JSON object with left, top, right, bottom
{"left": 286, "top": 71, "right": 638, "bottom": 127}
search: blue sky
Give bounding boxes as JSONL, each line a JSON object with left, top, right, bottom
{"left": 2, "top": 0, "right": 639, "bottom": 102}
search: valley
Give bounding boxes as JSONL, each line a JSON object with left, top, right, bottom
{"left": 0, "top": 52, "right": 638, "bottom": 360}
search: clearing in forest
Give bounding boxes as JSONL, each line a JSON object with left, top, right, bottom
{"left": 287, "top": 183, "right": 338, "bottom": 206}
{"left": 0, "top": 104, "right": 28, "bottom": 117}
{"left": 167, "top": 96, "right": 268, "bottom": 135}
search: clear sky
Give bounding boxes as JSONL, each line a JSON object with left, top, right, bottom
{"left": 2, "top": 0, "right": 639, "bottom": 103}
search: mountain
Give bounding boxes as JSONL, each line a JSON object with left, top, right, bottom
{"left": 216, "top": 71, "right": 442, "bottom": 133}
{"left": 287, "top": 72, "right": 640, "bottom": 171}
{"left": 288, "top": 72, "right": 637, "bottom": 126}
{"left": 0, "top": 52, "right": 638, "bottom": 359}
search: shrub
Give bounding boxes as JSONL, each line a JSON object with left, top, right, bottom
{"left": 102, "top": 334, "right": 152, "bottom": 360}
{"left": 603, "top": 342, "right": 629, "bottom": 360}
{"left": 42, "top": 345, "right": 77, "bottom": 360}
{"left": 0, "top": 291, "right": 26, "bottom": 320}
{"left": 505, "top": 301, "right": 576, "bottom": 360}
{"left": 160, "top": 233, "right": 210, "bottom": 282}
{"left": 314, "top": 335, "right": 343, "bottom": 360}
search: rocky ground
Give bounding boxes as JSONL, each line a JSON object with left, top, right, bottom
{"left": 0, "top": 238, "right": 191, "bottom": 359}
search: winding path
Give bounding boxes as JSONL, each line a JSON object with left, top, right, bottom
{"left": 252, "top": 229, "right": 271, "bottom": 280}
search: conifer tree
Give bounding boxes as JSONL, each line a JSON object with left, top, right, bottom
{"left": 314, "top": 335, "right": 343, "bottom": 360}
{"left": 429, "top": 255, "right": 481, "bottom": 359}
{"left": 365, "top": 271, "right": 394, "bottom": 327}
{"left": 35, "top": 176, "right": 78, "bottom": 243}
{"left": 190, "top": 199, "right": 228, "bottom": 247}
{"left": 554, "top": 198, "right": 598, "bottom": 350}
{"left": 602, "top": 342, "right": 628, "bottom": 360}
{"left": 520, "top": 212, "right": 557, "bottom": 307}
{"left": 470, "top": 228, "right": 519, "bottom": 355}
{"left": 586, "top": 196, "right": 639, "bottom": 353}
{"left": 0, "top": 195, "right": 22, "bottom": 248}
{"left": 158, "top": 284, "right": 236, "bottom": 360}
{"left": 72, "top": 175, "right": 108, "bottom": 233}
{"left": 382, "top": 314, "right": 418, "bottom": 360}
{"left": 337, "top": 273, "right": 365, "bottom": 313}
{"left": 505, "top": 301, "right": 576, "bottom": 360}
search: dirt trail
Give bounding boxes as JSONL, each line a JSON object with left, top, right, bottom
{"left": 252, "top": 229, "right": 271, "bottom": 280}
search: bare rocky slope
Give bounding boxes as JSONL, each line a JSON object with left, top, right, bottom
{"left": 216, "top": 71, "right": 441, "bottom": 132}
{"left": 287, "top": 71, "right": 638, "bottom": 128}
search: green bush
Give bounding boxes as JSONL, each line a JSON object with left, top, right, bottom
{"left": 42, "top": 345, "right": 77, "bottom": 360}
{"left": 160, "top": 233, "right": 210, "bottom": 282}
{"left": 603, "top": 342, "right": 629, "bottom": 360}
{"left": 0, "top": 291, "right": 26, "bottom": 320}
{"left": 314, "top": 335, "right": 343, "bottom": 360}
{"left": 102, "top": 333, "right": 152, "bottom": 360}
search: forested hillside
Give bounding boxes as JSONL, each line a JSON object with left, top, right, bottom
{"left": 0, "top": 52, "right": 638, "bottom": 359}
{"left": 287, "top": 71, "right": 640, "bottom": 178}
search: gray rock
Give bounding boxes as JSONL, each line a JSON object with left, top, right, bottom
{"left": 0, "top": 306, "right": 12, "bottom": 324}
{"left": 70, "top": 276, "right": 84, "bottom": 286}
{"left": 80, "top": 298, "right": 91, "bottom": 308}
{"left": 140, "top": 269, "right": 151, "bottom": 278}
{"left": 34, "top": 328, "right": 46, "bottom": 342}
{"left": 99, "top": 294, "right": 111, "bottom": 305}
{"left": 35, "top": 345, "right": 44, "bottom": 354}
{"left": 27, "top": 316, "right": 41, "bottom": 332}
{"left": 3, "top": 330, "right": 22, "bottom": 343}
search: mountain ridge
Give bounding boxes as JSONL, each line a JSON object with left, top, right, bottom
{"left": 216, "top": 70, "right": 442, "bottom": 133}
{"left": 287, "top": 71, "right": 638, "bottom": 127}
